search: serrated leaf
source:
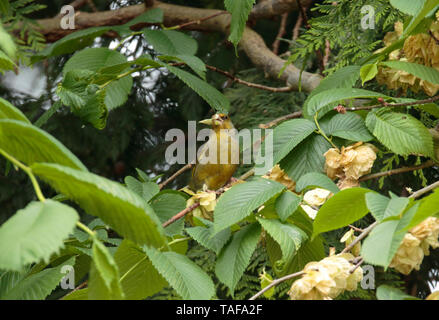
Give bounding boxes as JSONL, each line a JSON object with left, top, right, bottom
{"left": 0, "top": 200, "right": 78, "bottom": 271}
{"left": 320, "top": 112, "right": 373, "bottom": 142}
{"left": 275, "top": 191, "right": 302, "bottom": 221}
{"left": 215, "top": 223, "right": 261, "bottom": 294}
{"left": 0, "top": 119, "right": 87, "bottom": 171}
{"left": 361, "top": 203, "right": 418, "bottom": 268}
{"left": 304, "top": 88, "right": 388, "bottom": 119}
{"left": 144, "top": 29, "right": 197, "bottom": 56}
{"left": 88, "top": 239, "right": 124, "bottom": 300}
{"left": 112, "top": 8, "right": 164, "bottom": 37}
{"left": 31, "top": 163, "right": 167, "bottom": 247}
{"left": 381, "top": 60, "right": 439, "bottom": 85}
{"left": 114, "top": 240, "right": 166, "bottom": 300}
{"left": 62, "top": 288, "right": 89, "bottom": 300}
{"left": 144, "top": 246, "right": 215, "bottom": 300}
{"left": 313, "top": 188, "right": 373, "bottom": 237}
{"left": 159, "top": 54, "right": 206, "bottom": 79}
{"left": 258, "top": 119, "right": 316, "bottom": 166}
{"left": 365, "top": 192, "right": 390, "bottom": 222}
{"left": 63, "top": 48, "right": 132, "bottom": 110}
{"left": 0, "top": 257, "right": 76, "bottom": 300}
{"left": 213, "top": 178, "right": 285, "bottom": 233}
{"left": 150, "top": 191, "right": 187, "bottom": 237}
{"left": 365, "top": 111, "right": 434, "bottom": 158}
{"left": 163, "top": 64, "right": 230, "bottom": 113}
{"left": 280, "top": 134, "right": 332, "bottom": 181}
{"left": 0, "top": 97, "right": 30, "bottom": 123}
{"left": 125, "top": 176, "right": 159, "bottom": 202}
{"left": 225, "top": 0, "right": 256, "bottom": 49}
{"left": 257, "top": 218, "right": 308, "bottom": 264}
{"left": 295, "top": 172, "right": 340, "bottom": 194}
{"left": 186, "top": 222, "right": 231, "bottom": 254}
{"left": 31, "top": 27, "right": 110, "bottom": 63}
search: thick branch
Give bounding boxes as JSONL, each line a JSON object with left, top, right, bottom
{"left": 32, "top": 1, "right": 322, "bottom": 92}
{"left": 250, "top": 0, "right": 313, "bottom": 20}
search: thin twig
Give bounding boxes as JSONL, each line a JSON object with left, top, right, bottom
{"left": 323, "top": 40, "right": 330, "bottom": 68}
{"left": 272, "top": 13, "right": 289, "bottom": 55}
{"left": 206, "top": 65, "right": 293, "bottom": 92}
{"left": 249, "top": 270, "right": 305, "bottom": 300}
{"left": 346, "top": 95, "right": 439, "bottom": 112}
{"left": 349, "top": 225, "right": 364, "bottom": 233}
{"left": 409, "top": 180, "right": 439, "bottom": 199}
{"left": 359, "top": 160, "right": 435, "bottom": 182}
{"left": 259, "top": 111, "right": 303, "bottom": 129}
{"left": 162, "top": 202, "right": 200, "bottom": 228}
{"left": 341, "top": 221, "right": 378, "bottom": 254}
{"left": 349, "top": 257, "right": 364, "bottom": 274}
{"left": 170, "top": 11, "right": 228, "bottom": 30}
{"left": 159, "top": 163, "right": 193, "bottom": 190}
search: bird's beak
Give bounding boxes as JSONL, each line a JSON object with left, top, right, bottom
{"left": 199, "top": 119, "right": 221, "bottom": 126}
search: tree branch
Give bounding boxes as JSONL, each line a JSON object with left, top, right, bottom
{"left": 249, "top": 270, "right": 305, "bottom": 300}
{"left": 31, "top": 1, "right": 322, "bottom": 93}
{"left": 359, "top": 160, "right": 435, "bottom": 182}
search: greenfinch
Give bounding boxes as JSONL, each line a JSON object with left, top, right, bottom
{"left": 189, "top": 113, "right": 238, "bottom": 191}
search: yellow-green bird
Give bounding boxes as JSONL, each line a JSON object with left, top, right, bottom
{"left": 189, "top": 113, "right": 239, "bottom": 191}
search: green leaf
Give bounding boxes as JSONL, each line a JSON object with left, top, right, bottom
{"left": 224, "top": 0, "right": 256, "bottom": 49}
{"left": 63, "top": 48, "right": 133, "bottom": 110}
{"left": 360, "top": 63, "right": 378, "bottom": 85}
{"left": 304, "top": 88, "right": 387, "bottom": 119}
{"left": 381, "top": 60, "right": 439, "bottom": 85}
{"left": 0, "top": 119, "right": 87, "bottom": 171}
{"left": 365, "top": 192, "right": 390, "bottom": 222}
{"left": 0, "top": 200, "right": 78, "bottom": 271}
{"left": 0, "top": 24, "right": 16, "bottom": 59}
{"left": 320, "top": 112, "right": 373, "bottom": 142}
{"left": 163, "top": 64, "right": 230, "bottom": 113}
{"left": 257, "top": 218, "right": 308, "bottom": 264}
{"left": 376, "top": 285, "right": 420, "bottom": 300}
{"left": 295, "top": 172, "right": 340, "bottom": 194}
{"left": 361, "top": 203, "right": 418, "bottom": 268}
{"left": 259, "top": 119, "right": 316, "bottom": 166}
{"left": 159, "top": 54, "right": 206, "bottom": 79}
{"left": 31, "top": 163, "right": 167, "bottom": 247}
{"left": 407, "top": 188, "right": 439, "bottom": 228}
{"left": 0, "top": 50, "right": 16, "bottom": 73}
{"left": 390, "top": 0, "right": 423, "bottom": 15}
{"left": 186, "top": 221, "right": 231, "bottom": 254}
{"left": 381, "top": 197, "right": 410, "bottom": 221}
{"left": 114, "top": 240, "right": 167, "bottom": 300}
{"left": 144, "top": 246, "right": 215, "bottom": 300}
{"left": 32, "top": 27, "right": 110, "bottom": 63}
{"left": 215, "top": 223, "right": 261, "bottom": 294}
{"left": 213, "top": 178, "right": 285, "bottom": 233}
{"left": 62, "top": 288, "right": 89, "bottom": 300}
{"left": 280, "top": 134, "right": 332, "bottom": 181}
{"left": 0, "top": 97, "right": 30, "bottom": 123}
{"left": 150, "top": 191, "right": 187, "bottom": 237}
{"left": 403, "top": 0, "right": 439, "bottom": 36}
{"left": 365, "top": 111, "right": 434, "bottom": 158}
{"left": 125, "top": 176, "right": 159, "bottom": 202}
{"left": 0, "top": 257, "right": 76, "bottom": 300}
{"left": 313, "top": 188, "right": 373, "bottom": 237}
{"left": 275, "top": 191, "right": 302, "bottom": 221}
{"left": 144, "top": 29, "right": 198, "bottom": 56}
{"left": 308, "top": 65, "right": 361, "bottom": 98}
{"left": 112, "top": 8, "right": 164, "bottom": 36}
{"left": 57, "top": 70, "right": 108, "bottom": 129}
{"left": 88, "top": 239, "right": 124, "bottom": 300}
